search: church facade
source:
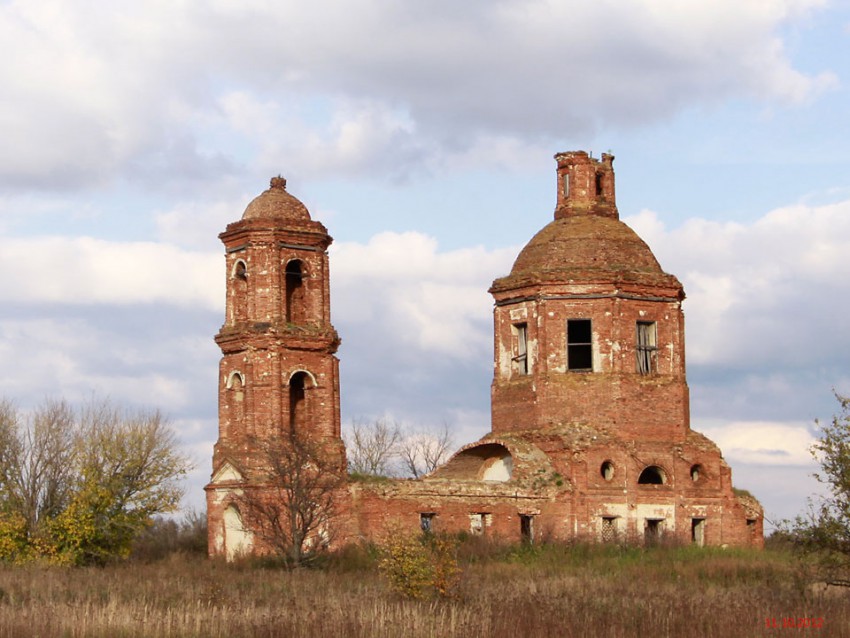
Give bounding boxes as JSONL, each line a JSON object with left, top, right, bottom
{"left": 206, "top": 152, "right": 763, "bottom": 557}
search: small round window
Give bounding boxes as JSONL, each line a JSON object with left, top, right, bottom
{"left": 600, "top": 461, "right": 614, "bottom": 481}
{"left": 690, "top": 464, "right": 703, "bottom": 482}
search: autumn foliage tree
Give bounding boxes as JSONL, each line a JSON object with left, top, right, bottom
{"left": 0, "top": 397, "right": 192, "bottom": 565}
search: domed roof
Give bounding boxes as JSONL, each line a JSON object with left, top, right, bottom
{"left": 242, "top": 176, "right": 311, "bottom": 222}
{"left": 492, "top": 215, "right": 680, "bottom": 291}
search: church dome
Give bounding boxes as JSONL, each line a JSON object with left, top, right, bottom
{"left": 242, "top": 176, "right": 311, "bottom": 222}
{"left": 490, "top": 151, "right": 681, "bottom": 292}
{"left": 501, "top": 215, "right": 676, "bottom": 287}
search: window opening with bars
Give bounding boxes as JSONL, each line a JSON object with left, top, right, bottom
{"left": 636, "top": 321, "right": 657, "bottom": 374}
{"left": 601, "top": 517, "right": 618, "bottom": 543}
{"left": 513, "top": 323, "right": 528, "bottom": 375}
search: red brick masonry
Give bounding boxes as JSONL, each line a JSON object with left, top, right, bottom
{"left": 206, "top": 154, "right": 763, "bottom": 557}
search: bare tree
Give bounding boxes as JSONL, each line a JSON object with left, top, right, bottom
{"left": 0, "top": 399, "right": 77, "bottom": 535}
{"left": 344, "top": 418, "right": 402, "bottom": 476}
{"left": 397, "top": 423, "right": 454, "bottom": 478}
{"left": 236, "top": 433, "right": 345, "bottom": 567}
{"left": 0, "top": 397, "right": 193, "bottom": 564}
{"left": 19, "top": 400, "right": 77, "bottom": 532}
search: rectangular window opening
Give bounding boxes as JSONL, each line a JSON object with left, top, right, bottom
{"left": 644, "top": 518, "right": 663, "bottom": 545}
{"left": 513, "top": 323, "right": 529, "bottom": 375}
{"left": 567, "top": 319, "right": 593, "bottom": 371}
{"left": 636, "top": 321, "right": 658, "bottom": 375}
{"left": 420, "top": 513, "right": 435, "bottom": 533}
{"left": 691, "top": 518, "right": 706, "bottom": 547}
{"left": 601, "top": 516, "right": 618, "bottom": 543}
{"left": 520, "top": 514, "right": 534, "bottom": 544}
{"left": 470, "top": 513, "right": 489, "bottom": 536}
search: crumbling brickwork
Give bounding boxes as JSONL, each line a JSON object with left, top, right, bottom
{"left": 206, "top": 154, "right": 764, "bottom": 557}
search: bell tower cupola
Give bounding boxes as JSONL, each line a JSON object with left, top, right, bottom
{"left": 211, "top": 176, "right": 344, "bottom": 473}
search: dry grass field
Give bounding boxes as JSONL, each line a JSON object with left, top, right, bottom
{"left": 0, "top": 541, "right": 846, "bottom": 637}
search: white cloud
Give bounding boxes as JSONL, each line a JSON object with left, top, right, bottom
{"left": 154, "top": 197, "right": 250, "bottom": 250}
{"left": 625, "top": 198, "right": 850, "bottom": 369}
{"left": 0, "top": 1, "right": 210, "bottom": 188}
{"left": 0, "top": 311, "right": 220, "bottom": 412}
{"left": 698, "top": 419, "right": 816, "bottom": 465}
{"left": 0, "top": 0, "right": 835, "bottom": 188}
{"left": 0, "top": 236, "right": 222, "bottom": 308}
{"left": 332, "top": 231, "right": 517, "bottom": 359}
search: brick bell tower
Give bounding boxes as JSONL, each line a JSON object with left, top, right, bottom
{"left": 489, "top": 151, "right": 689, "bottom": 442}
{"left": 210, "top": 176, "right": 344, "bottom": 476}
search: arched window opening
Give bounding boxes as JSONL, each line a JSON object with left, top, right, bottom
{"left": 230, "top": 259, "right": 248, "bottom": 325}
{"left": 288, "top": 371, "right": 311, "bottom": 433}
{"left": 600, "top": 461, "right": 614, "bottom": 481}
{"left": 233, "top": 260, "right": 248, "bottom": 281}
{"left": 638, "top": 465, "right": 666, "bottom": 485}
{"left": 285, "top": 259, "right": 305, "bottom": 324}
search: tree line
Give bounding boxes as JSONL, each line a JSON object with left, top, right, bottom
{"left": 0, "top": 397, "right": 192, "bottom": 565}
{"left": 344, "top": 418, "right": 454, "bottom": 478}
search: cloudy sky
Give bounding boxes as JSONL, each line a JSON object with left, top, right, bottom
{"left": 2, "top": 0, "right": 849, "bottom": 529}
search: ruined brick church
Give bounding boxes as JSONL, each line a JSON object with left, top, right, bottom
{"left": 206, "top": 151, "right": 763, "bottom": 557}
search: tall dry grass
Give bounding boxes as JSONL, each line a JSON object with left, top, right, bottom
{"left": 0, "top": 543, "right": 846, "bottom": 637}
